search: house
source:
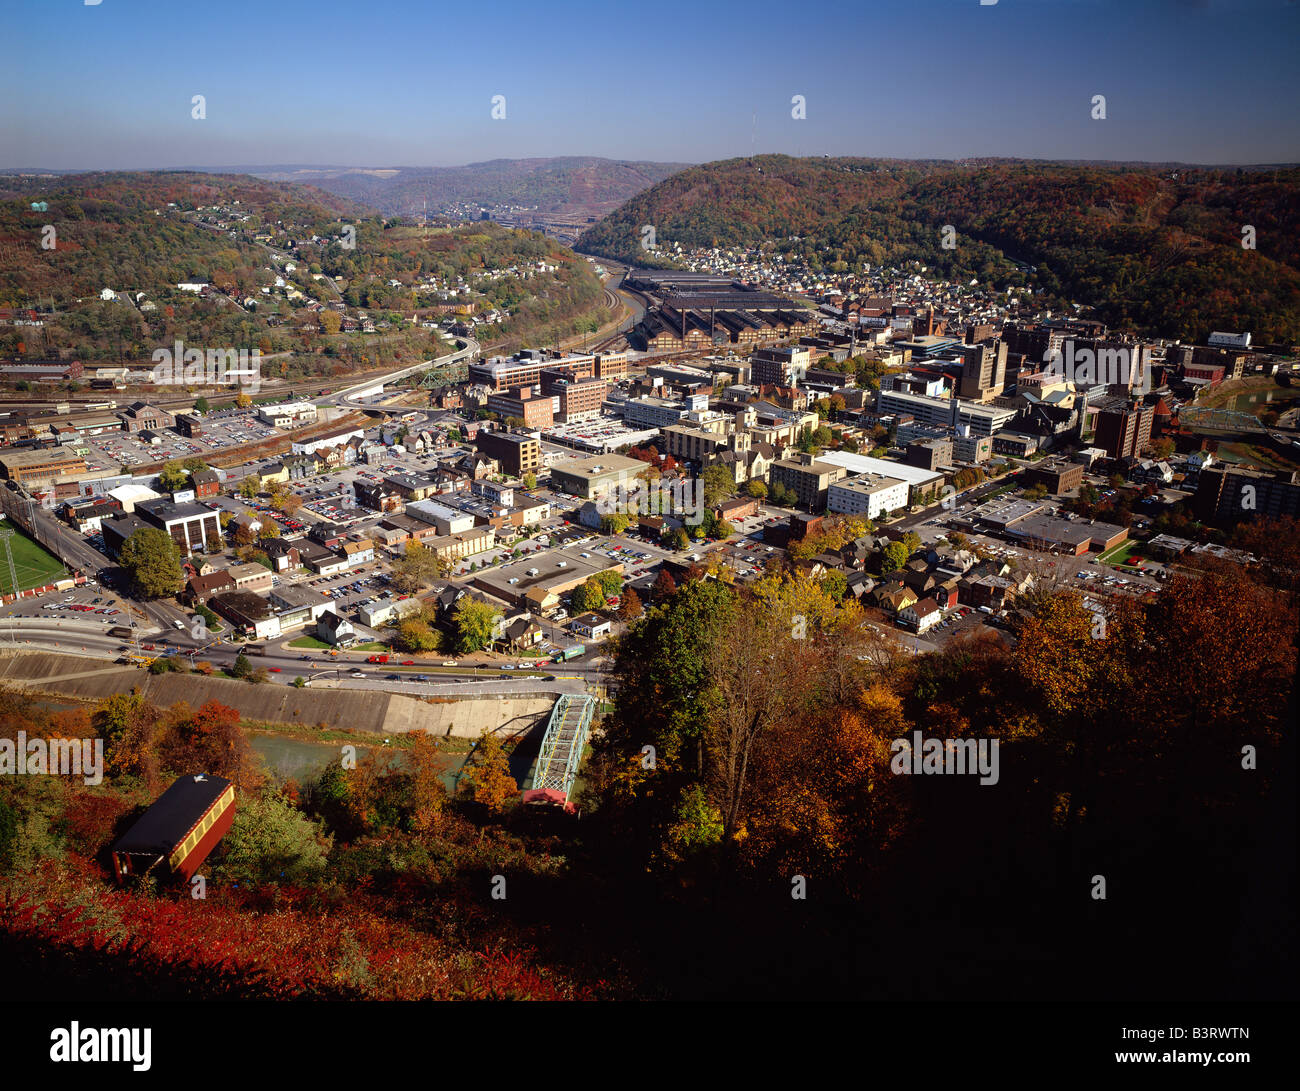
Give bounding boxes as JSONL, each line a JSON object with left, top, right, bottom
{"left": 901, "top": 567, "right": 939, "bottom": 597}
{"left": 569, "top": 612, "right": 612, "bottom": 640}
{"left": 191, "top": 469, "right": 220, "bottom": 499}
{"left": 309, "top": 552, "right": 350, "bottom": 577}
{"left": 845, "top": 572, "right": 876, "bottom": 600}
{"left": 503, "top": 616, "right": 543, "bottom": 649}
{"left": 877, "top": 585, "right": 919, "bottom": 615}
{"left": 182, "top": 570, "right": 235, "bottom": 606}
{"left": 341, "top": 538, "right": 375, "bottom": 566}
{"left": 840, "top": 535, "right": 880, "bottom": 570}
{"left": 226, "top": 562, "right": 274, "bottom": 594}
{"left": 356, "top": 479, "right": 404, "bottom": 513}
{"left": 933, "top": 581, "right": 960, "bottom": 610}
{"left": 228, "top": 512, "right": 263, "bottom": 538}
{"left": 1132, "top": 459, "right": 1174, "bottom": 486}
{"left": 263, "top": 538, "right": 301, "bottom": 572}
{"left": 256, "top": 464, "right": 289, "bottom": 490}
{"left": 316, "top": 610, "right": 356, "bottom": 646}
{"left": 434, "top": 584, "right": 472, "bottom": 622}
{"left": 372, "top": 524, "right": 410, "bottom": 549}
{"left": 308, "top": 523, "right": 344, "bottom": 549}
{"left": 356, "top": 596, "right": 422, "bottom": 628}
{"left": 898, "top": 597, "right": 942, "bottom": 633}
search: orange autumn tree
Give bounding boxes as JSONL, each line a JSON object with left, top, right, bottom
{"left": 156, "top": 699, "right": 263, "bottom": 791}
{"left": 459, "top": 733, "right": 517, "bottom": 812}
{"left": 407, "top": 732, "right": 447, "bottom": 834}
{"left": 92, "top": 692, "right": 162, "bottom": 784}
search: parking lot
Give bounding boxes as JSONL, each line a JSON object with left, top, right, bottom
{"left": 0, "top": 579, "right": 130, "bottom": 622}
{"left": 80, "top": 407, "right": 286, "bottom": 472}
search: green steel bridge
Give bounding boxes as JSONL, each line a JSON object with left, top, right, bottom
{"left": 1178, "top": 406, "right": 1267, "bottom": 434}
{"left": 523, "top": 693, "right": 596, "bottom": 809}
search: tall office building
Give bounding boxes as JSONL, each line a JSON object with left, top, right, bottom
{"left": 956, "top": 341, "right": 1008, "bottom": 401}
{"left": 1093, "top": 397, "right": 1154, "bottom": 460}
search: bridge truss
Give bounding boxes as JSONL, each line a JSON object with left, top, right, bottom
{"left": 523, "top": 693, "right": 596, "bottom": 809}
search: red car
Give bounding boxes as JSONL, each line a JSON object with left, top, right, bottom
{"left": 268, "top": 667, "right": 281, "bottom": 673}
{"left": 401, "top": 660, "right": 415, "bottom": 666}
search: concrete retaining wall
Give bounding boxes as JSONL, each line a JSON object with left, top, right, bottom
{"left": 0, "top": 653, "right": 553, "bottom": 738}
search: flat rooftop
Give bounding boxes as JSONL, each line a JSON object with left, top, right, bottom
{"left": 473, "top": 546, "right": 622, "bottom": 602}
{"left": 818, "top": 451, "right": 944, "bottom": 488}
{"left": 548, "top": 453, "right": 645, "bottom": 481}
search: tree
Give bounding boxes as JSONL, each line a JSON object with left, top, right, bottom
{"left": 522, "top": 472, "right": 537, "bottom": 490}
{"left": 193, "top": 396, "right": 210, "bottom": 415}
{"left": 880, "top": 541, "right": 910, "bottom": 573}
{"left": 408, "top": 732, "right": 446, "bottom": 834}
{"left": 745, "top": 479, "right": 768, "bottom": 499}
{"left": 459, "top": 733, "right": 518, "bottom": 812}
{"left": 392, "top": 541, "right": 445, "bottom": 593}
{"left": 157, "top": 699, "right": 261, "bottom": 790}
{"left": 664, "top": 526, "right": 690, "bottom": 551}
{"left": 217, "top": 792, "right": 329, "bottom": 886}
{"left": 600, "top": 512, "right": 630, "bottom": 536}
{"left": 239, "top": 477, "right": 259, "bottom": 499}
{"left": 182, "top": 456, "right": 208, "bottom": 474}
{"left": 93, "top": 692, "right": 159, "bottom": 779}
{"left": 617, "top": 587, "right": 644, "bottom": 621}
{"left": 231, "top": 654, "right": 253, "bottom": 679}
{"left": 572, "top": 579, "right": 606, "bottom": 614}
{"left": 701, "top": 464, "right": 736, "bottom": 511}
{"left": 453, "top": 597, "right": 501, "bottom": 654}
{"left": 320, "top": 310, "right": 342, "bottom": 335}
{"left": 770, "top": 482, "right": 796, "bottom": 507}
{"left": 158, "top": 460, "right": 189, "bottom": 492}
{"left": 119, "top": 527, "right": 183, "bottom": 598}
{"left": 819, "top": 570, "right": 848, "bottom": 602}
{"left": 398, "top": 618, "right": 442, "bottom": 653}
{"left": 235, "top": 392, "right": 253, "bottom": 409}
{"left": 652, "top": 568, "right": 677, "bottom": 602}
{"left": 594, "top": 570, "right": 624, "bottom": 598}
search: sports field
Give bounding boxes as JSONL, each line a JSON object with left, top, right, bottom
{"left": 0, "top": 524, "right": 68, "bottom": 594}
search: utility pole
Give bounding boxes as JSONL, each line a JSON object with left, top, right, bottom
{"left": 0, "top": 529, "right": 18, "bottom": 602}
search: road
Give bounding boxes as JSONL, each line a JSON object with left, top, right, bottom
{"left": 326, "top": 337, "right": 479, "bottom": 407}
{"left": 0, "top": 609, "right": 614, "bottom": 696}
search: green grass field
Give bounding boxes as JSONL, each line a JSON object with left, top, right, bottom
{"left": 0, "top": 526, "right": 67, "bottom": 594}
{"left": 1099, "top": 539, "right": 1147, "bottom": 567}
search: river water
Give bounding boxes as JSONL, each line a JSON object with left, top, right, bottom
{"left": 250, "top": 732, "right": 543, "bottom": 793}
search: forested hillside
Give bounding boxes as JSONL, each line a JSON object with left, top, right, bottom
{"left": 579, "top": 156, "right": 1300, "bottom": 342}
{"left": 0, "top": 172, "right": 604, "bottom": 373}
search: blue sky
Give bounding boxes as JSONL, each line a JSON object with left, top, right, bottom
{"left": 4, "top": 0, "right": 1298, "bottom": 169}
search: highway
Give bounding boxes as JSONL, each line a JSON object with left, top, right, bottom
{"left": 0, "top": 613, "right": 612, "bottom": 696}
